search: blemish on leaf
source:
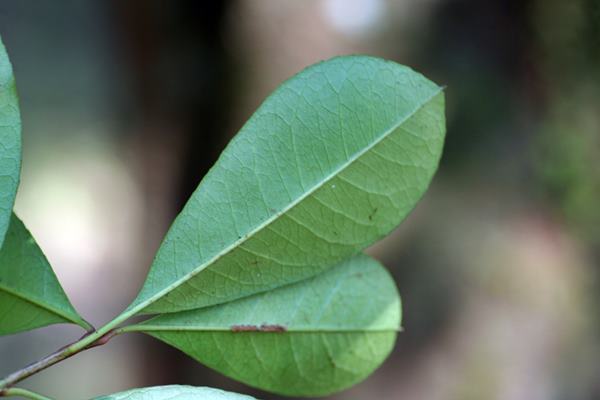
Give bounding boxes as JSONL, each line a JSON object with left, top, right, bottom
{"left": 231, "top": 324, "right": 287, "bottom": 332}
{"left": 259, "top": 324, "right": 287, "bottom": 332}
{"left": 368, "top": 207, "right": 379, "bottom": 221}
{"left": 231, "top": 325, "right": 259, "bottom": 332}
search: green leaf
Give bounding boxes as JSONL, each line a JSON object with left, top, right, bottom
{"left": 125, "top": 254, "right": 401, "bottom": 397}
{"left": 0, "top": 36, "right": 22, "bottom": 247}
{"left": 0, "top": 213, "right": 91, "bottom": 335}
{"left": 93, "top": 385, "right": 256, "bottom": 400}
{"left": 130, "top": 55, "right": 445, "bottom": 315}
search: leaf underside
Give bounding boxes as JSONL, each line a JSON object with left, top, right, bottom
{"left": 93, "top": 385, "right": 256, "bottom": 400}
{"left": 0, "top": 37, "right": 22, "bottom": 248}
{"left": 127, "top": 254, "right": 401, "bottom": 397}
{"left": 131, "top": 55, "right": 445, "bottom": 315}
{"left": 0, "top": 214, "right": 90, "bottom": 335}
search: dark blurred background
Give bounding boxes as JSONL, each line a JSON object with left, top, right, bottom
{"left": 1, "top": 1, "right": 599, "bottom": 399}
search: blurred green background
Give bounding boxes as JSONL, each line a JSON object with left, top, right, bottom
{"left": 0, "top": 1, "right": 599, "bottom": 399}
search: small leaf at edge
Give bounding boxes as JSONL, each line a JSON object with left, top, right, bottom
{"left": 0, "top": 36, "right": 22, "bottom": 248}
{"left": 93, "top": 385, "right": 257, "bottom": 400}
{"left": 0, "top": 213, "right": 91, "bottom": 335}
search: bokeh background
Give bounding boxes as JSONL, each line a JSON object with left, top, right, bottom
{"left": 1, "top": 1, "right": 599, "bottom": 399}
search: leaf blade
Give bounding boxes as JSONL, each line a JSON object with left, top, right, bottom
{"left": 126, "top": 254, "right": 401, "bottom": 396}
{"left": 93, "top": 385, "right": 256, "bottom": 400}
{"left": 0, "top": 214, "right": 90, "bottom": 335}
{"left": 132, "top": 56, "right": 444, "bottom": 314}
{"left": 0, "top": 36, "right": 22, "bottom": 247}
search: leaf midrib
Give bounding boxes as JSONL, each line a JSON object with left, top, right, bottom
{"left": 124, "top": 326, "right": 401, "bottom": 333}
{"left": 135, "top": 88, "right": 443, "bottom": 314}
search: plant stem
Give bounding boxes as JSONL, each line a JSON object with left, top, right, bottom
{"left": 0, "top": 289, "right": 158, "bottom": 389}
{"left": 0, "top": 315, "right": 126, "bottom": 390}
{"left": 0, "top": 387, "right": 54, "bottom": 400}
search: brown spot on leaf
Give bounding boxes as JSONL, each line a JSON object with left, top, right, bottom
{"left": 260, "top": 324, "right": 287, "bottom": 332}
{"left": 231, "top": 324, "right": 287, "bottom": 332}
{"left": 231, "top": 325, "right": 259, "bottom": 332}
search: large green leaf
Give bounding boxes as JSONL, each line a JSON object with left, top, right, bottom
{"left": 0, "top": 37, "right": 22, "bottom": 247}
{"left": 0, "top": 213, "right": 90, "bottom": 335}
{"left": 125, "top": 254, "right": 400, "bottom": 396}
{"left": 93, "top": 385, "right": 256, "bottom": 400}
{"left": 130, "top": 56, "right": 445, "bottom": 315}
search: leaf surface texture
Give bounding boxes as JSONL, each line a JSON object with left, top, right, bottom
{"left": 0, "top": 37, "right": 22, "bottom": 247}
{"left": 132, "top": 56, "right": 445, "bottom": 314}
